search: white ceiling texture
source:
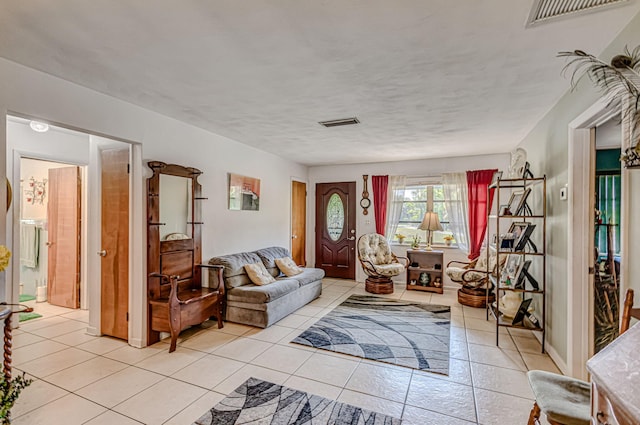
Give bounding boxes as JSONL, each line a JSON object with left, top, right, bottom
{"left": 0, "top": 1, "right": 638, "bottom": 166}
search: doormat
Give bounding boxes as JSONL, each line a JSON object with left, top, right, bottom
{"left": 194, "top": 377, "right": 401, "bottom": 425}
{"left": 292, "top": 294, "right": 451, "bottom": 375}
{"left": 19, "top": 294, "right": 36, "bottom": 302}
{"left": 19, "top": 312, "right": 42, "bottom": 322}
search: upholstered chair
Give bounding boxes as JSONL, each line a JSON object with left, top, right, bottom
{"left": 357, "top": 233, "right": 409, "bottom": 295}
{"left": 445, "top": 246, "right": 503, "bottom": 307}
{"left": 526, "top": 289, "right": 634, "bottom": 425}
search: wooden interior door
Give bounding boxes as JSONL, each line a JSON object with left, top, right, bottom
{"left": 100, "top": 149, "right": 130, "bottom": 340}
{"left": 315, "top": 182, "right": 356, "bottom": 279}
{"left": 47, "top": 166, "right": 81, "bottom": 308}
{"left": 291, "top": 180, "right": 306, "bottom": 266}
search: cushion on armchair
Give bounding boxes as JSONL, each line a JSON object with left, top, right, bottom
{"left": 358, "top": 233, "right": 394, "bottom": 265}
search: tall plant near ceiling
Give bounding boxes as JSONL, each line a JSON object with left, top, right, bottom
{"left": 558, "top": 46, "right": 640, "bottom": 167}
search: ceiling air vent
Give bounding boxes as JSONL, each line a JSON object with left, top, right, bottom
{"left": 318, "top": 117, "right": 360, "bottom": 128}
{"left": 527, "top": 0, "right": 629, "bottom": 26}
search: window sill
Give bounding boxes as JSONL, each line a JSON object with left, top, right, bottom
{"left": 391, "top": 243, "right": 459, "bottom": 250}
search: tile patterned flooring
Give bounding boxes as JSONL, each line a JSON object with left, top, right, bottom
{"left": 11, "top": 279, "right": 559, "bottom": 424}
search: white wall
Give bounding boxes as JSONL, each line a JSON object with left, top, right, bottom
{"left": 0, "top": 58, "right": 308, "bottom": 346}
{"left": 514, "top": 11, "right": 640, "bottom": 371}
{"left": 308, "top": 153, "right": 509, "bottom": 283}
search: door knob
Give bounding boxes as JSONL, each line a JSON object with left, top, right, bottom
{"left": 292, "top": 235, "right": 298, "bottom": 239}
{"left": 98, "top": 250, "right": 107, "bottom": 257}
{"left": 348, "top": 236, "right": 355, "bottom": 240}
{"left": 46, "top": 242, "right": 53, "bottom": 247}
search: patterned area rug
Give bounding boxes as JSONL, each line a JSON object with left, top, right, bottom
{"left": 194, "top": 377, "right": 401, "bottom": 425}
{"left": 292, "top": 295, "right": 451, "bottom": 374}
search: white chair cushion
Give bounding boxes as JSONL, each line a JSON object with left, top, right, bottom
{"left": 373, "top": 263, "right": 405, "bottom": 277}
{"left": 358, "top": 233, "right": 393, "bottom": 265}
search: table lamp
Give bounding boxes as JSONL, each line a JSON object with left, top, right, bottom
{"left": 418, "top": 212, "right": 443, "bottom": 251}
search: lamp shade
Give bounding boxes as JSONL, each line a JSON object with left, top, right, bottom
{"left": 418, "top": 212, "right": 443, "bottom": 232}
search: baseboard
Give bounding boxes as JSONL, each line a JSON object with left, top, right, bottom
{"left": 534, "top": 332, "right": 567, "bottom": 375}
{"left": 86, "top": 326, "right": 99, "bottom": 336}
{"left": 128, "top": 337, "right": 143, "bottom": 348}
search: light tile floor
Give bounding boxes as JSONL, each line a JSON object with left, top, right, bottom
{"left": 11, "top": 279, "right": 559, "bottom": 424}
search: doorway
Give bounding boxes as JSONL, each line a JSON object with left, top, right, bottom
{"left": 315, "top": 182, "right": 356, "bottom": 279}
{"left": 592, "top": 116, "right": 623, "bottom": 354}
{"left": 291, "top": 180, "right": 306, "bottom": 266}
{"left": 7, "top": 116, "right": 134, "bottom": 342}
{"left": 18, "top": 158, "right": 82, "bottom": 318}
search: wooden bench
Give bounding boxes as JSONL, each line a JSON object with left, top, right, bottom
{"left": 149, "top": 265, "right": 225, "bottom": 353}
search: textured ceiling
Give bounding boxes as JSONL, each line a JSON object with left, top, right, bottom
{"left": 0, "top": 1, "right": 638, "bottom": 166}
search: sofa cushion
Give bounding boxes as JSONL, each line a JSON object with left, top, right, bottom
{"left": 255, "top": 247, "right": 291, "bottom": 277}
{"left": 209, "top": 252, "right": 262, "bottom": 288}
{"left": 244, "top": 262, "right": 276, "bottom": 285}
{"left": 294, "top": 268, "right": 325, "bottom": 286}
{"left": 227, "top": 278, "right": 300, "bottom": 304}
{"left": 275, "top": 257, "right": 303, "bottom": 277}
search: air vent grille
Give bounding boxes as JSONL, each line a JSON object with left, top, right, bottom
{"left": 528, "top": 0, "right": 628, "bottom": 25}
{"left": 319, "top": 117, "right": 360, "bottom": 128}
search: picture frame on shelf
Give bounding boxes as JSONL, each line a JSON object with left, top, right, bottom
{"left": 500, "top": 254, "right": 523, "bottom": 286}
{"left": 513, "top": 223, "right": 537, "bottom": 252}
{"left": 491, "top": 170, "right": 503, "bottom": 187}
{"left": 515, "top": 260, "right": 540, "bottom": 290}
{"left": 506, "top": 188, "right": 531, "bottom": 216}
{"left": 499, "top": 204, "right": 511, "bottom": 216}
{"left": 512, "top": 298, "right": 533, "bottom": 326}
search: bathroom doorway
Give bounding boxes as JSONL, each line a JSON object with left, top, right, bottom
{"left": 19, "top": 158, "right": 83, "bottom": 314}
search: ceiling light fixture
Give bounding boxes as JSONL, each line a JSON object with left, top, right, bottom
{"left": 29, "top": 121, "right": 49, "bottom": 133}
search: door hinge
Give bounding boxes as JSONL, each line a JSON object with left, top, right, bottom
{"left": 588, "top": 267, "right": 595, "bottom": 275}
{"left": 126, "top": 312, "right": 129, "bottom": 321}
{"left": 127, "top": 164, "right": 130, "bottom": 174}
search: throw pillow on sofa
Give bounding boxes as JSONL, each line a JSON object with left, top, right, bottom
{"left": 275, "top": 257, "right": 303, "bottom": 277}
{"left": 244, "top": 262, "right": 276, "bottom": 285}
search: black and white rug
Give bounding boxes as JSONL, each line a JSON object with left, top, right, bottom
{"left": 194, "top": 377, "right": 401, "bottom": 424}
{"left": 292, "top": 295, "right": 451, "bottom": 374}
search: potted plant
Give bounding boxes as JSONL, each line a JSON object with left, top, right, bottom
{"left": 395, "top": 233, "right": 406, "bottom": 244}
{"left": 0, "top": 374, "right": 31, "bottom": 424}
{"left": 443, "top": 234, "right": 455, "bottom": 247}
{"left": 0, "top": 246, "right": 32, "bottom": 424}
{"left": 559, "top": 46, "right": 640, "bottom": 167}
{"left": 411, "top": 235, "right": 421, "bottom": 249}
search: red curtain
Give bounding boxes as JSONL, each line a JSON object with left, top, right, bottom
{"left": 466, "top": 169, "right": 498, "bottom": 260}
{"left": 372, "top": 175, "right": 389, "bottom": 235}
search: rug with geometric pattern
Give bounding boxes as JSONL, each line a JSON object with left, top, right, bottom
{"left": 292, "top": 295, "right": 450, "bottom": 375}
{"left": 193, "top": 377, "right": 401, "bottom": 424}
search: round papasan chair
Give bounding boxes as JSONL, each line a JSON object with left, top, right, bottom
{"left": 445, "top": 246, "right": 505, "bottom": 307}
{"left": 357, "top": 233, "right": 409, "bottom": 294}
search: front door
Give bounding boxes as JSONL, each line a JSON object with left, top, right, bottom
{"left": 100, "top": 148, "right": 130, "bottom": 340}
{"left": 47, "top": 166, "right": 81, "bottom": 308}
{"left": 315, "top": 182, "right": 356, "bottom": 279}
{"left": 291, "top": 180, "right": 306, "bottom": 266}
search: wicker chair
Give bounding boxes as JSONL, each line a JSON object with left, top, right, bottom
{"left": 445, "top": 246, "right": 503, "bottom": 307}
{"left": 357, "top": 233, "right": 409, "bottom": 294}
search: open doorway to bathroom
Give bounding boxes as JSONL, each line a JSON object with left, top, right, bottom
{"left": 7, "top": 115, "right": 132, "bottom": 341}
{"left": 18, "top": 157, "right": 83, "bottom": 323}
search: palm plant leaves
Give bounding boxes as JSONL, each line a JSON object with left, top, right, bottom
{"left": 558, "top": 46, "right": 640, "bottom": 136}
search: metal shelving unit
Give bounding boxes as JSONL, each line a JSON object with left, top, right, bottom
{"left": 486, "top": 176, "right": 546, "bottom": 352}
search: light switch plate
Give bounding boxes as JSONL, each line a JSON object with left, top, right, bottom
{"left": 560, "top": 186, "right": 568, "bottom": 200}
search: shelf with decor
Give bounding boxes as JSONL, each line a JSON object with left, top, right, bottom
{"left": 406, "top": 249, "right": 444, "bottom": 294}
{"left": 485, "top": 175, "right": 546, "bottom": 352}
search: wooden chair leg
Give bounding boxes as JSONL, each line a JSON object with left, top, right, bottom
{"left": 527, "top": 401, "right": 541, "bottom": 425}
{"left": 216, "top": 301, "right": 224, "bottom": 329}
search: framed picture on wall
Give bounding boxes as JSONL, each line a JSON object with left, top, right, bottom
{"left": 228, "top": 173, "right": 261, "bottom": 211}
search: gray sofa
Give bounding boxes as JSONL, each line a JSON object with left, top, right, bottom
{"left": 208, "top": 247, "right": 324, "bottom": 328}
